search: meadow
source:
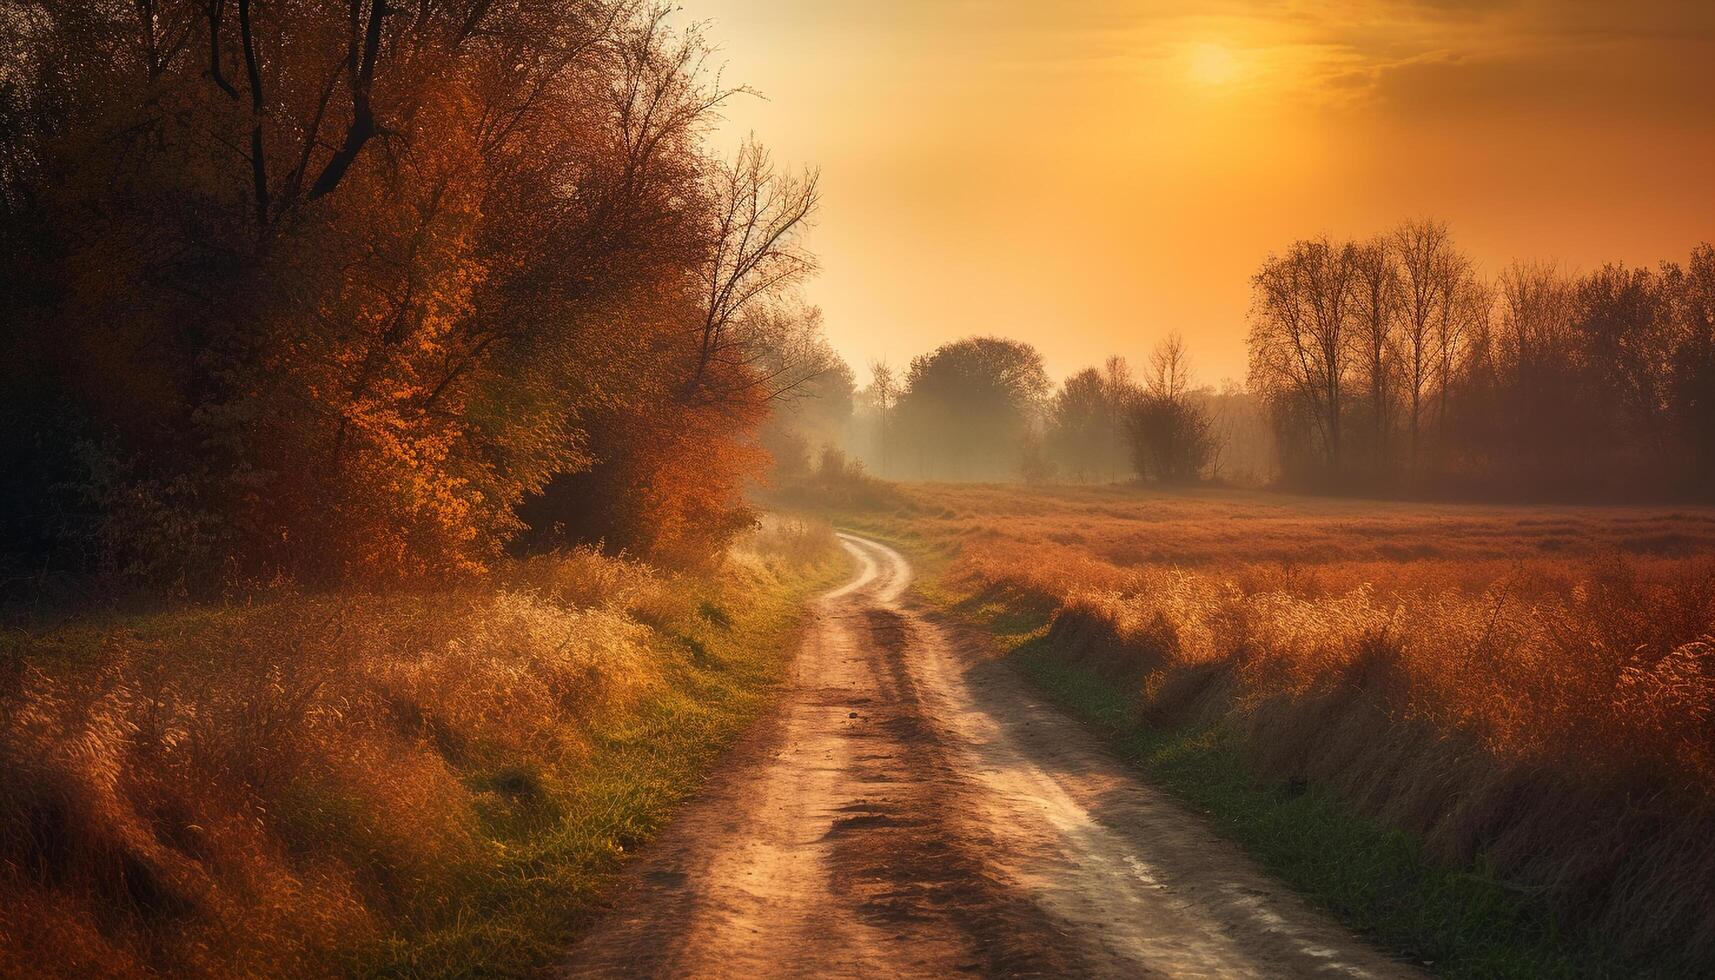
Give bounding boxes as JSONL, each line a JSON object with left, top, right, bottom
{"left": 820, "top": 482, "right": 1715, "bottom": 975}
{"left": 0, "top": 521, "right": 843, "bottom": 978}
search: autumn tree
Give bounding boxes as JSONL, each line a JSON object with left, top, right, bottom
{"left": 0, "top": 2, "right": 825, "bottom": 585}
{"left": 517, "top": 130, "right": 822, "bottom": 565}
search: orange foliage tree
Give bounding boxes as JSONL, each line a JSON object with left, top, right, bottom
{"left": 0, "top": 2, "right": 821, "bottom": 586}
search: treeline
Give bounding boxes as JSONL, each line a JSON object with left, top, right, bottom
{"left": 806, "top": 335, "right": 1232, "bottom": 486}
{"left": 797, "top": 224, "right": 1714, "bottom": 500}
{"left": 1250, "top": 223, "right": 1715, "bottom": 497}
{"left": 0, "top": 1, "right": 826, "bottom": 590}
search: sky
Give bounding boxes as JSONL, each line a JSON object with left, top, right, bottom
{"left": 677, "top": 0, "right": 1715, "bottom": 387}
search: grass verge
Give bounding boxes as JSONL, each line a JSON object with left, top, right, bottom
{"left": 1, "top": 521, "right": 848, "bottom": 978}
{"left": 360, "top": 549, "right": 843, "bottom": 974}
{"left": 356, "top": 542, "right": 846, "bottom": 977}
{"left": 873, "top": 527, "right": 1672, "bottom": 980}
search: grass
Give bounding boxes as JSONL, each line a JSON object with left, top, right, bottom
{"left": 786, "top": 481, "right": 1715, "bottom": 977}
{"left": 357, "top": 552, "right": 830, "bottom": 977}
{"left": 0, "top": 519, "right": 847, "bottom": 978}
{"left": 1001, "top": 609, "right": 1651, "bottom": 979}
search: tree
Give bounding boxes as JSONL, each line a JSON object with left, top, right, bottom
{"left": 1577, "top": 264, "right": 1674, "bottom": 461}
{"left": 1392, "top": 219, "right": 1463, "bottom": 475}
{"left": 1127, "top": 333, "right": 1215, "bottom": 483}
{"left": 1433, "top": 265, "right": 1489, "bottom": 439}
{"left": 1350, "top": 237, "right": 1399, "bottom": 480}
{"left": 687, "top": 141, "right": 820, "bottom": 406}
{"left": 868, "top": 359, "right": 898, "bottom": 477}
{"left": 1102, "top": 356, "right": 1137, "bottom": 482}
{"left": 1249, "top": 237, "right": 1360, "bottom": 480}
{"left": 0, "top": 2, "right": 827, "bottom": 584}
{"left": 1665, "top": 246, "right": 1715, "bottom": 486}
{"left": 893, "top": 337, "right": 1050, "bottom": 481}
{"left": 753, "top": 310, "right": 855, "bottom": 482}
{"left": 1046, "top": 368, "right": 1113, "bottom": 482}
{"left": 1243, "top": 223, "right": 1715, "bottom": 499}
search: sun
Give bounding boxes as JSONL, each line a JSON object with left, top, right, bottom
{"left": 1185, "top": 42, "right": 1243, "bottom": 87}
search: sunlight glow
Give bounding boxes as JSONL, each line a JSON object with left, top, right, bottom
{"left": 1185, "top": 42, "right": 1243, "bottom": 87}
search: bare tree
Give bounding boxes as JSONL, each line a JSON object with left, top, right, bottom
{"left": 1434, "top": 259, "right": 1487, "bottom": 435}
{"left": 1146, "top": 332, "right": 1193, "bottom": 402}
{"left": 1129, "top": 332, "right": 1213, "bottom": 482}
{"left": 1101, "top": 355, "right": 1135, "bottom": 481}
{"left": 1391, "top": 219, "right": 1459, "bottom": 475}
{"left": 1249, "top": 237, "right": 1360, "bottom": 475}
{"left": 868, "top": 358, "right": 897, "bottom": 476}
{"left": 1351, "top": 236, "right": 1399, "bottom": 476}
{"left": 687, "top": 139, "right": 820, "bottom": 404}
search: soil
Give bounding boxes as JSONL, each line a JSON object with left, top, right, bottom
{"left": 557, "top": 534, "right": 1421, "bottom": 979}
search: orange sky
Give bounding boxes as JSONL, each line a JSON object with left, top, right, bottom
{"left": 680, "top": 1, "right": 1715, "bottom": 386}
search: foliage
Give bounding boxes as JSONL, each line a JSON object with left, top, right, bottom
{"left": 1045, "top": 362, "right": 1130, "bottom": 482}
{"left": 890, "top": 336, "right": 1052, "bottom": 481}
{"left": 1125, "top": 333, "right": 1214, "bottom": 482}
{"left": 1125, "top": 397, "right": 1213, "bottom": 482}
{"left": 0, "top": 2, "right": 820, "bottom": 587}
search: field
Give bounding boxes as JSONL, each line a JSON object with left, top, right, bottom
{"left": 816, "top": 482, "right": 1715, "bottom": 975}
{"left": 0, "top": 521, "right": 844, "bottom": 978}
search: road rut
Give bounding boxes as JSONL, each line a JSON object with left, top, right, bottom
{"left": 558, "top": 533, "right": 1420, "bottom": 978}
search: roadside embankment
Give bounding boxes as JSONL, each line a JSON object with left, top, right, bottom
{"left": 0, "top": 519, "right": 845, "bottom": 978}
{"left": 803, "top": 482, "right": 1715, "bottom": 979}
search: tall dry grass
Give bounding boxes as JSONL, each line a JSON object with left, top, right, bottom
{"left": 0, "top": 522, "right": 838, "bottom": 977}
{"left": 885, "top": 483, "right": 1715, "bottom": 967}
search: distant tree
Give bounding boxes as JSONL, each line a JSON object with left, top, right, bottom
{"left": 1102, "top": 356, "right": 1138, "bottom": 481}
{"left": 1244, "top": 222, "right": 1714, "bottom": 500}
{"left": 1433, "top": 268, "right": 1489, "bottom": 441}
{"left": 1576, "top": 264, "right": 1675, "bottom": 461}
{"left": 752, "top": 311, "right": 855, "bottom": 482}
{"left": 1201, "top": 381, "right": 1275, "bottom": 485}
{"left": 1249, "top": 237, "right": 1360, "bottom": 480}
{"left": 894, "top": 336, "right": 1050, "bottom": 481}
{"left": 1047, "top": 368, "right": 1112, "bottom": 482}
{"left": 868, "top": 359, "right": 898, "bottom": 477}
{"left": 1392, "top": 219, "right": 1462, "bottom": 475}
{"left": 1350, "top": 236, "right": 1400, "bottom": 480}
{"left": 1486, "top": 261, "right": 1585, "bottom": 487}
{"left": 1665, "top": 245, "right": 1715, "bottom": 486}
{"left": 1018, "top": 430, "right": 1057, "bottom": 484}
{"left": 1127, "top": 333, "right": 1214, "bottom": 483}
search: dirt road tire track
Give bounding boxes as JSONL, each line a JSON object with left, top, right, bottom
{"left": 557, "top": 534, "right": 1420, "bottom": 979}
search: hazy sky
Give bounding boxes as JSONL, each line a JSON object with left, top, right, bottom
{"left": 679, "top": 1, "right": 1715, "bottom": 386}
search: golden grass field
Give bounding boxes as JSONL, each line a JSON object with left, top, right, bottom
{"left": 0, "top": 521, "right": 842, "bottom": 978}
{"left": 828, "top": 482, "right": 1715, "bottom": 971}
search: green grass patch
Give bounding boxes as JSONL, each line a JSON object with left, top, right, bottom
{"left": 352, "top": 557, "right": 847, "bottom": 978}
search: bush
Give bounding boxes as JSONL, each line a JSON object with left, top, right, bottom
{"left": 0, "top": 531, "right": 837, "bottom": 977}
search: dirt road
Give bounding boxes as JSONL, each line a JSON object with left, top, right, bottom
{"left": 559, "top": 533, "right": 1420, "bottom": 978}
